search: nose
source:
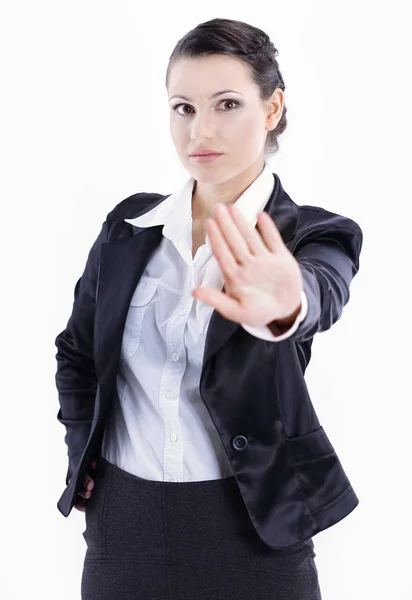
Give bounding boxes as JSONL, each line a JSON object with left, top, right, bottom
{"left": 190, "top": 108, "right": 216, "bottom": 141}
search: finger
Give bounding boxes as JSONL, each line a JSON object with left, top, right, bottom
{"left": 78, "top": 476, "right": 94, "bottom": 499}
{"left": 228, "top": 204, "right": 268, "bottom": 256}
{"left": 206, "top": 218, "right": 239, "bottom": 280}
{"left": 256, "top": 211, "right": 285, "bottom": 253}
{"left": 74, "top": 498, "right": 87, "bottom": 511}
{"left": 84, "top": 474, "right": 95, "bottom": 491}
{"left": 193, "top": 285, "right": 242, "bottom": 321}
{"left": 211, "top": 203, "right": 251, "bottom": 263}
{"left": 78, "top": 487, "right": 92, "bottom": 499}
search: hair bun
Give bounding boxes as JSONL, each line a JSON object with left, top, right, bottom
{"left": 253, "top": 36, "right": 278, "bottom": 59}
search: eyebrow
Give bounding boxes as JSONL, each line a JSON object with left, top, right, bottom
{"left": 168, "top": 89, "right": 244, "bottom": 102}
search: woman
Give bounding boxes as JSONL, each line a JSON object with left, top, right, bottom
{"left": 55, "top": 17, "right": 363, "bottom": 600}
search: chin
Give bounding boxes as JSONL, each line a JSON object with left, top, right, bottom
{"left": 185, "top": 161, "right": 234, "bottom": 184}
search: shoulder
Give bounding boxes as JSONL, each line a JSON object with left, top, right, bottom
{"left": 105, "top": 191, "right": 171, "bottom": 223}
{"left": 296, "top": 204, "right": 363, "bottom": 237}
{"left": 293, "top": 204, "right": 364, "bottom": 268}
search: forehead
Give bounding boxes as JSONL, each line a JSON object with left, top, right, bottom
{"left": 168, "top": 54, "right": 254, "bottom": 95}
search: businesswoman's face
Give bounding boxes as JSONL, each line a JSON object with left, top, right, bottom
{"left": 167, "top": 54, "right": 282, "bottom": 184}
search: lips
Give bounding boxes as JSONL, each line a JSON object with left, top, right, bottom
{"left": 190, "top": 150, "right": 222, "bottom": 157}
{"left": 190, "top": 153, "right": 223, "bottom": 164}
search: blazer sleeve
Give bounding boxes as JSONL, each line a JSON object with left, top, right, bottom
{"left": 276, "top": 211, "right": 363, "bottom": 343}
{"left": 54, "top": 218, "right": 110, "bottom": 485}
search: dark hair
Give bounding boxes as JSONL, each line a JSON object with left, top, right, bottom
{"left": 165, "top": 18, "right": 287, "bottom": 156}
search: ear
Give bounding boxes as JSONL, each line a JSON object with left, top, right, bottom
{"left": 265, "top": 88, "right": 284, "bottom": 131}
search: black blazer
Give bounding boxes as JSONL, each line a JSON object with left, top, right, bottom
{"left": 55, "top": 172, "right": 363, "bottom": 549}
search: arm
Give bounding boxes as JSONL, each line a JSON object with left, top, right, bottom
{"left": 54, "top": 219, "right": 110, "bottom": 485}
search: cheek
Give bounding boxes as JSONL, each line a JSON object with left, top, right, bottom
{"left": 227, "top": 115, "right": 264, "bottom": 148}
{"left": 225, "top": 111, "right": 262, "bottom": 134}
{"left": 169, "top": 121, "right": 186, "bottom": 145}
{"left": 239, "top": 112, "right": 262, "bottom": 131}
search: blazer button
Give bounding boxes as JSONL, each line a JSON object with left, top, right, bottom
{"left": 231, "top": 435, "right": 248, "bottom": 451}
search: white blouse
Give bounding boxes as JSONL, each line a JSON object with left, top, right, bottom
{"left": 100, "top": 162, "right": 308, "bottom": 482}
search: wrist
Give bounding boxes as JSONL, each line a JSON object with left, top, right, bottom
{"left": 267, "top": 296, "right": 303, "bottom": 336}
{"left": 273, "top": 301, "right": 302, "bottom": 327}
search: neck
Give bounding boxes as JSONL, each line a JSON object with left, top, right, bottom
{"left": 191, "top": 159, "right": 266, "bottom": 222}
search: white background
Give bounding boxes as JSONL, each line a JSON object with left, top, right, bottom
{"left": 1, "top": 1, "right": 411, "bottom": 598}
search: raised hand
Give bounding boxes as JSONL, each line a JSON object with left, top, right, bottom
{"left": 192, "top": 203, "right": 303, "bottom": 326}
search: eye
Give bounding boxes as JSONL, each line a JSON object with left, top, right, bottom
{"left": 170, "top": 99, "right": 240, "bottom": 115}
{"left": 171, "top": 103, "right": 194, "bottom": 115}
{"left": 218, "top": 99, "right": 240, "bottom": 111}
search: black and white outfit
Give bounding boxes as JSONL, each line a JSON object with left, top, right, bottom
{"left": 55, "top": 162, "right": 363, "bottom": 599}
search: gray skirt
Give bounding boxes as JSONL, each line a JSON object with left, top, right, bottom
{"left": 81, "top": 455, "right": 322, "bottom": 599}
